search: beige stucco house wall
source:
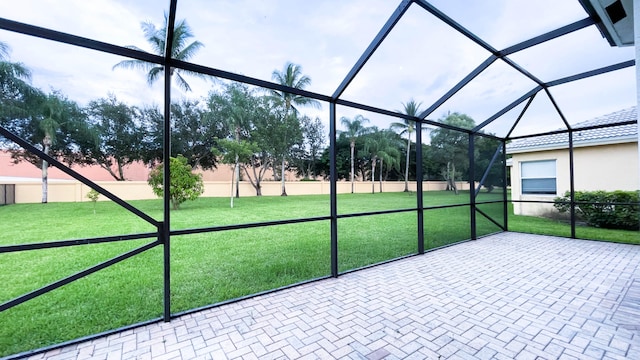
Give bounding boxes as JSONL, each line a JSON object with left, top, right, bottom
{"left": 510, "top": 141, "right": 639, "bottom": 216}
{"left": 508, "top": 107, "right": 638, "bottom": 216}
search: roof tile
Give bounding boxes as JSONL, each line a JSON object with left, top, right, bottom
{"left": 507, "top": 107, "right": 637, "bottom": 151}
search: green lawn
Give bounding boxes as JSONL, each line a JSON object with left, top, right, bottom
{"left": 0, "top": 190, "right": 637, "bottom": 357}
{"left": 508, "top": 211, "right": 640, "bottom": 244}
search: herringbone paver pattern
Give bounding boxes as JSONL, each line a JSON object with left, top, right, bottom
{"left": 24, "top": 233, "right": 640, "bottom": 359}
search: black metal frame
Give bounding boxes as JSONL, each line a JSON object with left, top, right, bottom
{"left": 0, "top": 0, "right": 637, "bottom": 358}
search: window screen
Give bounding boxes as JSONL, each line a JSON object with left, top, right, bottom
{"left": 521, "top": 160, "right": 556, "bottom": 195}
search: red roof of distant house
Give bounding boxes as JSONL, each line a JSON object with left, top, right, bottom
{"left": 0, "top": 151, "right": 297, "bottom": 182}
{"left": 0, "top": 151, "right": 153, "bottom": 181}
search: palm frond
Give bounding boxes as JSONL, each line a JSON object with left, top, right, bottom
{"left": 171, "top": 19, "right": 196, "bottom": 55}
{"left": 141, "top": 21, "right": 164, "bottom": 55}
{"left": 179, "top": 68, "right": 207, "bottom": 80}
{"left": 0, "top": 61, "right": 32, "bottom": 81}
{"left": 0, "top": 41, "right": 10, "bottom": 60}
{"left": 175, "top": 41, "right": 204, "bottom": 61}
{"left": 112, "top": 58, "right": 156, "bottom": 72}
{"left": 174, "top": 71, "right": 192, "bottom": 92}
{"left": 147, "top": 66, "right": 164, "bottom": 86}
{"left": 292, "top": 96, "right": 321, "bottom": 109}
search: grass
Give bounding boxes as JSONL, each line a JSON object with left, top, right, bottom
{"left": 508, "top": 211, "right": 640, "bottom": 244}
{"left": 0, "top": 190, "right": 637, "bottom": 357}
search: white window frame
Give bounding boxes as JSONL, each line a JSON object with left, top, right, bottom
{"left": 520, "top": 160, "right": 557, "bottom": 195}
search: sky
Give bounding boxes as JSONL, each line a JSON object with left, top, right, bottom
{"left": 0, "top": 0, "right": 636, "bottom": 140}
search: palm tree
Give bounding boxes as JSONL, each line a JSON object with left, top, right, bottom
{"left": 391, "top": 99, "right": 423, "bottom": 192}
{"left": 112, "top": 14, "right": 204, "bottom": 92}
{"left": 339, "top": 114, "right": 370, "bottom": 193}
{"left": 0, "top": 41, "right": 10, "bottom": 60}
{"left": 0, "top": 42, "right": 34, "bottom": 116}
{"left": 38, "top": 95, "right": 64, "bottom": 203}
{"left": 378, "top": 129, "right": 402, "bottom": 192}
{"left": 270, "top": 62, "right": 321, "bottom": 196}
{"left": 224, "top": 83, "right": 253, "bottom": 203}
{"left": 363, "top": 127, "right": 401, "bottom": 194}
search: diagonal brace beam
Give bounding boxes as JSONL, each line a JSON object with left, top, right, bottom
{"left": 0, "top": 125, "right": 159, "bottom": 226}
{"left": 473, "top": 86, "right": 542, "bottom": 133}
{"left": 332, "top": 0, "right": 412, "bottom": 99}
{"left": 0, "top": 240, "right": 160, "bottom": 313}
{"left": 475, "top": 144, "right": 503, "bottom": 197}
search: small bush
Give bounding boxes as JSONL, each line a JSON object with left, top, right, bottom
{"left": 554, "top": 190, "right": 639, "bottom": 230}
{"left": 86, "top": 189, "right": 100, "bottom": 214}
{"left": 148, "top": 155, "right": 204, "bottom": 210}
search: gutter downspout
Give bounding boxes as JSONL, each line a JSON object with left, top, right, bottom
{"left": 635, "top": 0, "right": 640, "bottom": 194}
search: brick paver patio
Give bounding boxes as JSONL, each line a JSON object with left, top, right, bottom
{"left": 24, "top": 232, "right": 640, "bottom": 359}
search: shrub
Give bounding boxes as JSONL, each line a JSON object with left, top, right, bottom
{"left": 554, "top": 190, "right": 639, "bottom": 230}
{"left": 86, "top": 189, "right": 100, "bottom": 214}
{"left": 148, "top": 155, "right": 204, "bottom": 210}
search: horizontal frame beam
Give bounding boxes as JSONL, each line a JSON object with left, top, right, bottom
{"left": 0, "top": 240, "right": 160, "bottom": 313}
{"left": 0, "top": 126, "right": 160, "bottom": 226}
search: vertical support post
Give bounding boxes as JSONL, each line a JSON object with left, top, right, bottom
{"left": 162, "top": 0, "right": 177, "bottom": 323}
{"left": 569, "top": 131, "right": 576, "bottom": 239}
{"left": 502, "top": 140, "right": 509, "bottom": 231}
{"left": 329, "top": 102, "right": 338, "bottom": 277}
{"left": 469, "top": 134, "right": 476, "bottom": 240}
{"left": 635, "top": 0, "right": 640, "bottom": 201}
{"left": 162, "top": 81, "right": 171, "bottom": 322}
{"left": 162, "top": 91, "right": 172, "bottom": 322}
{"left": 416, "top": 121, "right": 425, "bottom": 254}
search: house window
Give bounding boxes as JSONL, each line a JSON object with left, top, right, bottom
{"left": 521, "top": 160, "right": 556, "bottom": 195}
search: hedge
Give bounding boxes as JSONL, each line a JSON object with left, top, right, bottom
{"left": 554, "top": 190, "right": 639, "bottom": 230}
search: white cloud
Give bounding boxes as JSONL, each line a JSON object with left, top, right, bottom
{"left": 0, "top": 0, "right": 635, "bottom": 136}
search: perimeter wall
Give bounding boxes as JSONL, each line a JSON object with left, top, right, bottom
{"left": 0, "top": 180, "right": 473, "bottom": 204}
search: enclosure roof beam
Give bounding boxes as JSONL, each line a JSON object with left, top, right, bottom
{"left": 419, "top": 55, "right": 498, "bottom": 120}
{"left": 505, "top": 93, "right": 537, "bottom": 139}
{"left": 173, "top": 59, "right": 333, "bottom": 102}
{"left": 412, "top": 0, "right": 498, "bottom": 55}
{"left": 472, "top": 86, "right": 542, "bottom": 133}
{"left": 507, "top": 119, "right": 637, "bottom": 141}
{"left": 336, "top": 98, "right": 471, "bottom": 133}
{"left": 545, "top": 59, "right": 635, "bottom": 87}
{"left": 418, "top": 17, "right": 594, "bottom": 121}
{"left": 499, "top": 17, "right": 596, "bottom": 56}
{"left": 0, "top": 17, "right": 164, "bottom": 65}
{"left": 413, "top": 0, "right": 543, "bottom": 86}
{"left": 473, "top": 59, "right": 634, "bottom": 135}
{"left": 331, "top": 0, "right": 412, "bottom": 100}
{"left": 544, "top": 88, "right": 571, "bottom": 129}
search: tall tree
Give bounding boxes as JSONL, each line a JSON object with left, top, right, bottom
{"left": 239, "top": 96, "right": 282, "bottom": 196}
{"left": 139, "top": 100, "right": 225, "bottom": 170}
{"left": 0, "top": 42, "right": 38, "bottom": 137}
{"left": 363, "top": 127, "right": 401, "bottom": 194}
{"left": 339, "top": 114, "right": 370, "bottom": 193}
{"left": 270, "top": 62, "right": 321, "bottom": 196}
{"left": 430, "top": 112, "right": 475, "bottom": 194}
{"left": 391, "top": 99, "right": 422, "bottom": 192}
{"left": 317, "top": 134, "right": 352, "bottom": 181}
{"left": 7, "top": 91, "right": 89, "bottom": 203}
{"left": 214, "top": 138, "right": 259, "bottom": 208}
{"left": 112, "top": 14, "right": 204, "bottom": 92}
{"left": 208, "top": 83, "right": 255, "bottom": 198}
{"left": 290, "top": 115, "right": 326, "bottom": 180}
{"left": 84, "top": 95, "right": 144, "bottom": 180}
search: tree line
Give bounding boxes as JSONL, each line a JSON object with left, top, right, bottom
{"left": 0, "top": 15, "right": 504, "bottom": 204}
{"left": 324, "top": 110, "right": 504, "bottom": 195}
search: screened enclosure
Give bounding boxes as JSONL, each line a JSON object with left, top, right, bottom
{"left": 0, "top": 0, "right": 638, "bottom": 357}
